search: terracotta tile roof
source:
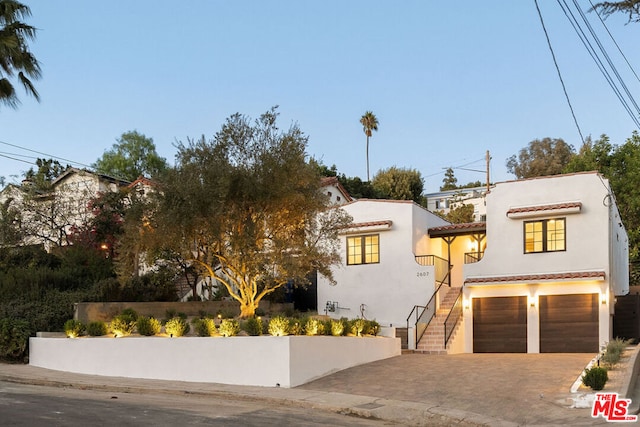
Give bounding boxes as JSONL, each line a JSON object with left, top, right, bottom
{"left": 344, "top": 220, "right": 393, "bottom": 229}
{"left": 429, "top": 222, "right": 486, "bottom": 233}
{"left": 465, "top": 270, "right": 605, "bottom": 284}
{"left": 507, "top": 201, "right": 582, "bottom": 215}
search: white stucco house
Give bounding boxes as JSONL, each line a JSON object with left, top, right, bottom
{"left": 316, "top": 199, "right": 451, "bottom": 347}
{"left": 319, "top": 172, "right": 629, "bottom": 354}
{"left": 425, "top": 186, "right": 487, "bottom": 222}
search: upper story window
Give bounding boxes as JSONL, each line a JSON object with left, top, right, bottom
{"left": 524, "top": 218, "right": 565, "bottom": 253}
{"left": 347, "top": 234, "right": 380, "bottom": 265}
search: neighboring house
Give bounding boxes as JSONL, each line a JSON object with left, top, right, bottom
{"left": 0, "top": 168, "right": 130, "bottom": 251}
{"left": 320, "top": 176, "right": 352, "bottom": 206}
{"left": 425, "top": 186, "right": 487, "bottom": 222}
{"left": 319, "top": 172, "right": 629, "bottom": 354}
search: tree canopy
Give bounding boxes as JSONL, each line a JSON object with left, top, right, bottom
{"left": 93, "top": 131, "right": 168, "bottom": 182}
{"left": 565, "top": 132, "right": 640, "bottom": 284}
{"left": 23, "top": 158, "right": 70, "bottom": 191}
{"left": 506, "top": 138, "right": 575, "bottom": 179}
{"left": 371, "top": 166, "right": 424, "bottom": 204}
{"left": 592, "top": 1, "right": 640, "bottom": 22}
{"left": 0, "top": 0, "right": 40, "bottom": 108}
{"left": 440, "top": 167, "right": 458, "bottom": 191}
{"left": 147, "top": 108, "right": 351, "bottom": 317}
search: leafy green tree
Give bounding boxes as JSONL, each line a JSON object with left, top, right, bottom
{"left": 440, "top": 167, "right": 458, "bottom": 191}
{"left": 147, "top": 108, "right": 352, "bottom": 317}
{"left": 93, "top": 131, "right": 167, "bottom": 181}
{"left": 564, "top": 135, "right": 613, "bottom": 173}
{"left": 0, "top": 197, "right": 20, "bottom": 245}
{"left": 372, "top": 166, "right": 424, "bottom": 204}
{"left": 592, "top": 0, "right": 640, "bottom": 22}
{"left": 565, "top": 132, "right": 640, "bottom": 285}
{"left": 443, "top": 204, "right": 475, "bottom": 224}
{"left": 0, "top": 0, "right": 40, "bottom": 109}
{"left": 506, "top": 138, "right": 575, "bottom": 179}
{"left": 23, "top": 158, "right": 70, "bottom": 191}
{"left": 360, "top": 111, "right": 379, "bottom": 182}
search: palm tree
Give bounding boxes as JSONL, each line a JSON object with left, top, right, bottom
{"left": 0, "top": 0, "right": 41, "bottom": 109}
{"left": 360, "top": 111, "right": 379, "bottom": 181}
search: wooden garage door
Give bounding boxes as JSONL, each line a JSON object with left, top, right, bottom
{"left": 539, "top": 294, "right": 598, "bottom": 353}
{"left": 473, "top": 296, "right": 527, "bottom": 353}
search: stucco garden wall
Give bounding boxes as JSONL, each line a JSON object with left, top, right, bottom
{"left": 29, "top": 335, "right": 401, "bottom": 388}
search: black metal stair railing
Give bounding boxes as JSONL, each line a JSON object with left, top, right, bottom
{"left": 443, "top": 287, "right": 463, "bottom": 348}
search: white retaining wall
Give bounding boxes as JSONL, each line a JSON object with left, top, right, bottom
{"left": 30, "top": 335, "right": 400, "bottom": 388}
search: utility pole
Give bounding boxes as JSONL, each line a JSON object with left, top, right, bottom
{"left": 485, "top": 150, "right": 491, "bottom": 193}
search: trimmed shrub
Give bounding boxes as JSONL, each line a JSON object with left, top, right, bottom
{"left": 110, "top": 311, "right": 137, "bottom": 337}
{"left": 63, "top": 319, "right": 85, "bottom": 338}
{"left": 218, "top": 319, "right": 240, "bottom": 337}
{"left": 268, "top": 316, "right": 289, "bottom": 336}
{"left": 289, "top": 318, "right": 303, "bottom": 335}
{"left": 193, "top": 318, "right": 218, "bottom": 337}
{"left": 582, "top": 367, "right": 608, "bottom": 391}
{"left": 601, "top": 338, "right": 633, "bottom": 367}
{"left": 136, "top": 316, "right": 161, "bottom": 336}
{"left": 241, "top": 317, "right": 263, "bottom": 336}
{"left": 330, "top": 319, "right": 345, "bottom": 336}
{"left": 0, "top": 317, "right": 30, "bottom": 362}
{"left": 86, "top": 321, "right": 108, "bottom": 337}
{"left": 120, "top": 308, "right": 139, "bottom": 321}
{"left": 350, "top": 318, "right": 367, "bottom": 337}
{"left": 304, "top": 317, "right": 324, "bottom": 336}
{"left": 165, "top": 316, "right": 190, "bottom": 337}
{"left": 365, "top": 319, "right": 380, "bottom": 336}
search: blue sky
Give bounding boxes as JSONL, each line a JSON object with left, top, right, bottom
{"left": 1, "top": 1, "right": 639, "bottom": 192}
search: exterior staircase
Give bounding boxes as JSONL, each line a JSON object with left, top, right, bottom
{"left": 416, "top": 286, "right": 462, "bottom": 354}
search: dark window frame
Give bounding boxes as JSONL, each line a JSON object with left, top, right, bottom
{"left": 346, "top": 234, "right": 380, "bottom": 265}
{"left": 523, "top": 218, "right": 566, "bottom": 254}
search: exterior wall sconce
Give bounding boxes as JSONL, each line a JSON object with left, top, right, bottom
{"left": 463, "top": 299, "right": 470, "bottom": 310}
{"left": 601, "top": 293, "right": 608, "bottom": 305}
{"left": 528, "top": 296, "right": 537, "bottom": 308}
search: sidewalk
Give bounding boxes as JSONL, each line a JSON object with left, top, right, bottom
{"left": 0, "top": 351, "right": 638, "bottom": 426}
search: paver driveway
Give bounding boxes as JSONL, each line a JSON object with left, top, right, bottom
{"left": 298, "top": 353, "right": 616, "bottom": 426}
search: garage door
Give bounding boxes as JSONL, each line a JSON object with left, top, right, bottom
{"left": 473, "top": 296, "right": 527, "bottom": 353}
{"left": 539, "top": 294, "right": 598, "bottom": 353}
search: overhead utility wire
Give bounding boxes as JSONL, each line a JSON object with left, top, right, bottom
{"left": 556, "top": 0, "right": 637, "bottom": 124}
{"left": 0, "top": 152, "right": 35, "bottom": 165}
{"left": 0, "top": 139, "right": 94, "bottom": 170}
{"left": 534, "top": 0, "right": 586, "bottom": 144}
{"left": 569, "top": 0, "right": 640, "bottom": 118}
{"left": 556, "top": 0, "right": 640, "bottom": 128}
{"left": 589, "top": 0, "right": 640, "bottom": 85}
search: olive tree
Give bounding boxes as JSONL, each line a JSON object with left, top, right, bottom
{"left": 148, "top": 108, "right": 351, "bottom": 317}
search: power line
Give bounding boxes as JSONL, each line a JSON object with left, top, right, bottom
{"left": 0, "top": 152, "right": 35, "bottom": 165}
{"left": 534, "top": 0, "right": 586, "bottom": 145}
{"left": 0, "top": 139, "right": 94, "bottom": 170}
{"left": 589, "top": 0, "right": 640, "bottom": 85}
{"left": 567, "top": 0, "right": 640, "bottom": 121}
{"left": 554, "top": 0, "right": 640, "bottom": 129}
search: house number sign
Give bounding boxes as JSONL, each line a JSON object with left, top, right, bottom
{"left": 416, "top": 271, "right": 429, "bottom": 278}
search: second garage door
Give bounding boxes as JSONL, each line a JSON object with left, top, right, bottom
{"left": 473, "top": 296, "right": 527, "bottom": 353}
{"left": 539, "top": 294, "right": 599, "bottom": 353}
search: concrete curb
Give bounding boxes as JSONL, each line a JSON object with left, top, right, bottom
{"left": 621, "top": 344, "right": 640, "bottom": 399}
{"left": 0, "top": 370, "right": 507, "bottom": 426}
